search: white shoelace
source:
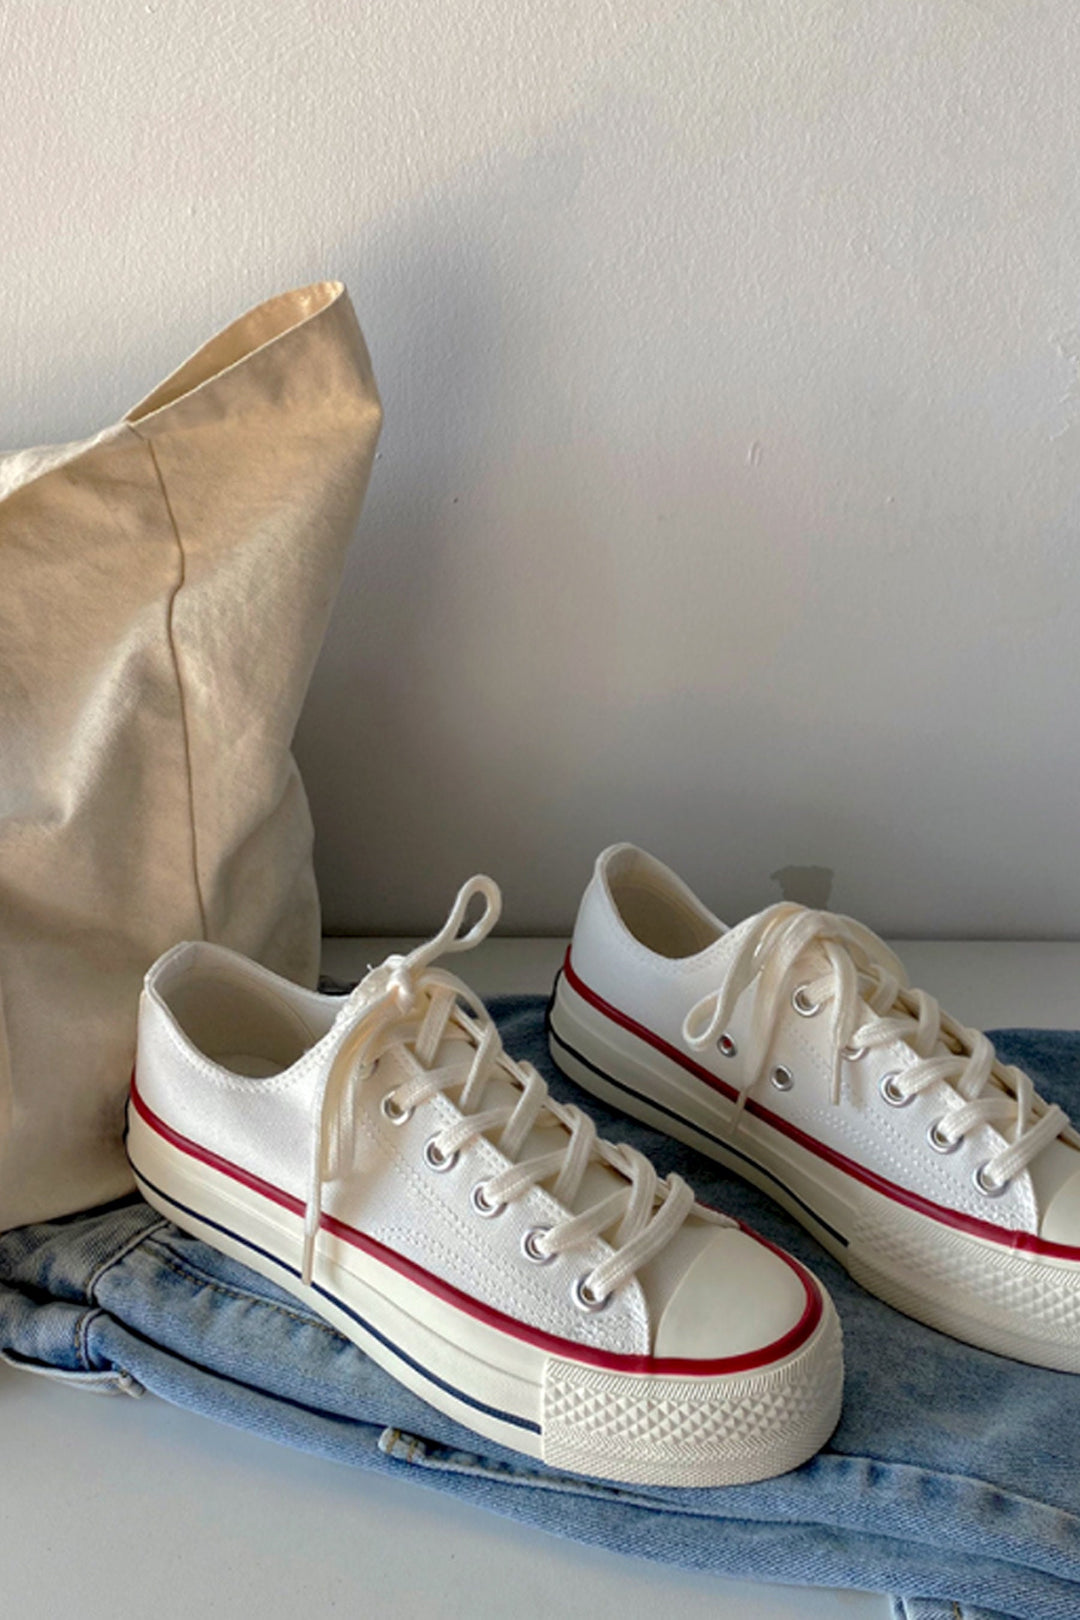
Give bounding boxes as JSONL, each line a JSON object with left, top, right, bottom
{"left": 682, "top": 903, "right": 1070, "bottom": 1194}
{"left": 300, "top": 877, "right": 707, "bottom": 1297}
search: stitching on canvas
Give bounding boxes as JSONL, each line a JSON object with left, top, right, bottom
{"left": 137, "top": 432, "right": 209, "bottom": 940}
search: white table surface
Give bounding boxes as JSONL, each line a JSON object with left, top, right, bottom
{"left": 5, "top": 937, "right": 1080, "bottom": 1620}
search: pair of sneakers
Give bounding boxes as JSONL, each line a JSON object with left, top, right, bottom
{"left": 128, "top": 846, "right": 1080, "bottom": 1490}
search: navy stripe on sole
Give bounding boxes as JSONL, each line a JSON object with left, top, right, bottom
{"left": 130, "top": 1155, "right": 541, "bottom": 1436}
{"left": 546, "top": 1004, "right": 850, "bottom": 1250}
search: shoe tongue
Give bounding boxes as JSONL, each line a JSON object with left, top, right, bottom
{"left": 791, "top": 940, "right": 835, "bottom": 984}
{"left": 418, "top": 1031, "right": 645, "bottom": 1224}
{"left": 422, "top": 1030, "right": 715, "bottom": 1314}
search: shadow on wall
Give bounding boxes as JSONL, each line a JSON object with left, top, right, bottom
{"left": 771, "top": 866, "right": 835, "bottom": 909}
{"left": 297, "top": 126, "right": 628, "bottom": 933}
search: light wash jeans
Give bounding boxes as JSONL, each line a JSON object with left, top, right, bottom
{"left": 2, "top": 997, "right": 1078, "bottom": 1620}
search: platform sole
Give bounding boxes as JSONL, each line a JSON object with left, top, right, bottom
{"left": 127, "top": 1093, "right": 844, "bottom": 1486}
{"left": 549, "top": 969, "right": 1080, "bottom": 1373}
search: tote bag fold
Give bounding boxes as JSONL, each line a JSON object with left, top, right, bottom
{"left": 0, "top": 280, "right": 381, "bottom": 1229}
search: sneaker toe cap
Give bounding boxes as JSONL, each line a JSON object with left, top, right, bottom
{"left": 1040, "top": 1163, "right": 1080, "bottom": 1249}
{"left": 654, "top": 1227, "right": 815, "bottom": 1361}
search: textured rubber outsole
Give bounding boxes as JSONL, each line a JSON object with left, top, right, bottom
{"left": 549, "top": 971, "right": 1080, "bottom": 1373}
{"left": 541, "top": 1312, "right": 842, "bottom": 1483}
{"left": 127, "top": 1096, "right": 843, "bottom": 1486}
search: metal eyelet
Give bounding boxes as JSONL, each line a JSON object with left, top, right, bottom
{"left": 973, "top": 1162, "right": 1009, "bottom": 1197}
{"left": 927, "top": 1119, "right": 961, "bottom": 1155}
{"left": 879, "top": 1072, "right": 911, "bottom": 1107}
{"left": 572, "top": 1274, "right": 612, "bottom": 1313}
{"left": 423, "top": 1137, "right": 458, "bottom": 1173}
{"left": 770, "top": 1065, "right": 794, "bottom": 1091}
{"left": 717, "top": 1032, "right": 738, "bottom": 1058}
{"left": 470, "top": 1181, "right": 506, "bottom": 1218}
{"left": 521, "top": 1227, "right": 555, "bottom": 1265}
{"left": 792, "top": 985, "right": 822, "bottom": 1017}
{"left": 381, "top": 1093, "right": 413, "bottom": 1125}
{"left": 841, "top": 1043, "right": 868, "bottom": 1062}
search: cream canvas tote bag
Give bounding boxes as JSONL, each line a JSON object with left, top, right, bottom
{"left": 0, "top": 280, "right": 381, "bottom": 1229}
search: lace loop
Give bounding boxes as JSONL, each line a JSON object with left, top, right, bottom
{"left": 300, "top": 877, "right": 717, "bottom": 1290}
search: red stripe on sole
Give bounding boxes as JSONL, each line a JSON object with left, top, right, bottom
{"left": 129, "top": 1075, "right": 823, "bottom": 1377}
{"left": 561, "top": 950, "right": 1080, "bottom": 1263}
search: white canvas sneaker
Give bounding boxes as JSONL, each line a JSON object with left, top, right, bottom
{"left": 127, "top": 876, "right": 843, "bottom": 1487}
{"left": 549, "top": 845, "right": 1080, "bottom": 1373}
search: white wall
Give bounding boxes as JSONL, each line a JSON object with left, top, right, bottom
{"left": 4, "top": 2, "right": 1080, "bottom": 938}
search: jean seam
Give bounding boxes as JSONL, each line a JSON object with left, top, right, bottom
{"left": 384, "top": 1432, "right": 1080, "bottom": 1571}
{"left": 74, "top": 1306, "right": 105, "bottom": 1369}
{"left": 147, "top": 1243, "right": 352, "bottom": 1343}
{"left": 815, "top": 1449, "right": 1080, "bottom": 1537}
{"left": 85, "top": 1215, "right": 172, "bottom": 1300}
{"left": 69, "top": 1216, "right": 172, "bottom": 1369}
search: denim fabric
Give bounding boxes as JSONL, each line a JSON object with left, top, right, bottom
{"left": 2, "top": 1002, "right": 1079, "bottom": 1620}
